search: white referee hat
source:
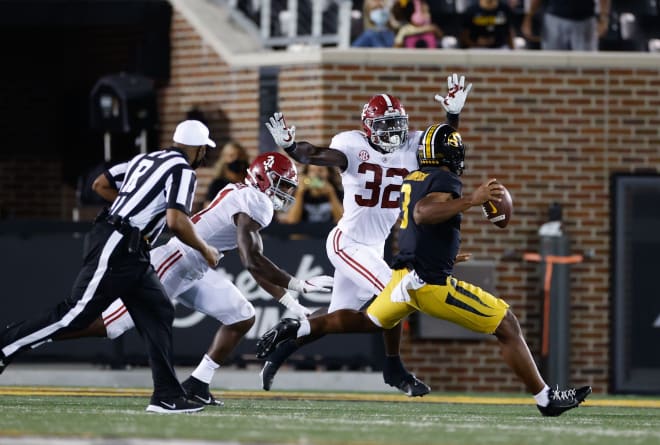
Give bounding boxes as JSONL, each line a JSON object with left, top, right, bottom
{"left": 173, "top": 120, "right": 216, "bottom": 148}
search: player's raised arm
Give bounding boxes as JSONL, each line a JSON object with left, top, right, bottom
{"left": 265, "top": 112, "right": 347, "bottom": 170}
{"left": 434, "top": 73, "right": 473, "bottom": 130}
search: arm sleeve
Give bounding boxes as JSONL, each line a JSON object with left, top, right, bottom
{"left": 429, "top": 171, "right": 462, "bottom": 198}
{"left": 237, "top": 189, "right": 274, "bottom": 228}
{"left": 165, "top": 165, "right": 197, "bottom": 215}
{"left": 105, "top": 162, "right": 128, "bottom": 190}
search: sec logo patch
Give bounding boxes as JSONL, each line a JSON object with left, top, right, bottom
{"left": 358, "top": 150, "right": 369, "bottom": 161}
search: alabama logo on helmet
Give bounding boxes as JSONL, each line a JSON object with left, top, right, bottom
{"left": 246, "top": 152, "right": 298, "bottom": 211}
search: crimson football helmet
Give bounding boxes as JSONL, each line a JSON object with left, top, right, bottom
{"left": 361, "top": 94, "right": 409, "bottom": 153}
{"left": 417, "top": 124, "right": 465, "bottom": 176}
{"left": 246, "top": 151, "right": 298, "bottom": 211}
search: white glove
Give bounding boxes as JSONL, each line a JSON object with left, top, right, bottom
{"left": 434, "top": 73, "right": 473, "bottom": 115}
{"left": 288, "top": 275, "right": 334, "bottom": 294}
{"left": 390, "top": 270, "right": 425, "bottom": 303}
{"left": 265, "top": 112, "right": 296, "bottom": 149}
{"left": 279, "top": 292, "right": 312, "bottom": 319}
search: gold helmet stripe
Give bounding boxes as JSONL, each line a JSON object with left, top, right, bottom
{"left": 423, "top": 124, "right": 440, "bottom": 160}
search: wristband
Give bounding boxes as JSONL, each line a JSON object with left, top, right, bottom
{"left": 279, "top": 292, "right": 309, "bottom": 317}
{"left": 287, "top": 277, "right": 303, "bottom": 293}
{"left": 279, "top": 292, "right": 299, "bottom": 309}
{"left": 284, "top": 141, "right": 297, "bottom": 154}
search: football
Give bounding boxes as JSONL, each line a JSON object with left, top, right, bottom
{"left": 482, "top": 183, "right": 513, "bottom": 228}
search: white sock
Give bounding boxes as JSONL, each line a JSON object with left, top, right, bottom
{"left": 191, "top": 354, "right": 220, "bottom": 384}
{"left": 534, "top": 384, "right": 551, "bottom": 407}
{"left": 297, "top": 319, "right": 311, "bottom": 337}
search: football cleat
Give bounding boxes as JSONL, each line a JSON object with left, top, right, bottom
{"left": 182, "top": 376, "right": 224, "bottom": 406}
{"left": 256, "top": 318, "right": 300, "bottom": 359}
{"left": 390, "top": 373, "right": 431, "bottom": 397}
{"left": 537, "top": 385, "right": 592, "bottom": 417}
{"left": 145, "top": 395, "right": 204, "bottom": 414}
{"left": 260, "top": 360, "right": 280, "bottom": 391}
{"left": 0, "top": 352, "right": 13, "bottom": 375}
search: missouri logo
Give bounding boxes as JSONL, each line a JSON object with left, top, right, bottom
{"left": 447, "top": 132, "right": 462, "bottom": 148}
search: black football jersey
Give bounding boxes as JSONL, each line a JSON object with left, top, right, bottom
{"left": 392, "top": 167, "right": 462, "bottom": 284}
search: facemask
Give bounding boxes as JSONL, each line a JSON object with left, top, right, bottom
{"left": 369, "top": 8, "right": 389, "bottom": 28}
{"left": 227, "top": 159, "right": 248, "bottom": 173}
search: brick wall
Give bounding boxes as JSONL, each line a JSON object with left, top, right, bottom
{"left": 156, "top": 13, "right": 261, "bottom": 205}
{"left": 160, "top": 9, "right": 660, "bottom": 394}
{"left": 1, "top": 5, "right": 656, "bottom": 393}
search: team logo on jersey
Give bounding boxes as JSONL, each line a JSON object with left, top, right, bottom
{"left": 358, "top": 150, "right": 370, "bottom": 161}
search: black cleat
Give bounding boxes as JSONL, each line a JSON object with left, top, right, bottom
{"left": 537, "top": 385, "right": 592, "bottom": 417}
{"left": 259, "top": 339, "right": 298, "bottom": 391}
{"left": 0, "top": 356, "right": 11, "bottom": 375}
{"left": 145, "top": 395, "right": 204, "bottom": 414}
{"left": 260, "top": 360, "right": 280, "bottom": 391}
{"left": 182, "top": 376, "right": 224, "bottom": 406}
{"left": 256, "top": 318, "right": 300, "bottom": 359}
{"left": 389, "top": 373, "right": 431, "bottom": 397}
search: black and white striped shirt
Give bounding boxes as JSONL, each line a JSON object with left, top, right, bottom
{"left": 105, "top": 148, "right": 197, "bottom": 244}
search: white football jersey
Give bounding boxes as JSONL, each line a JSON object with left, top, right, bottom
{"left": 330, "top": 130, "right": 422, "bottom": 245}
{"left": 166, "top": 183, "right": 274, "bottom": 277}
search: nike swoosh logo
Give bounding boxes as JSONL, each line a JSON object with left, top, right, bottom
{"left": 195, "top": 395, "right": 212, "bottom": 404}
{"left": 487, "top": 201, "right": 497, "bottom": 214}
{"left": 161, "top": 401, "right": 176, "bottom": 409}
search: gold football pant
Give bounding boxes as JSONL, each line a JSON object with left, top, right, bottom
{"left": 367, "top": 269, "right": 509, "bottom": 334}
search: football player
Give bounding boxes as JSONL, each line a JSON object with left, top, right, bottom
{"left": 261, "top": 74, "right": 472, "bottom": 396}
{"left": 257, "top": 124, "right": 592, "bottom": 417}
{"left": 13, "top": 152, "right": 333, "bottom": 406}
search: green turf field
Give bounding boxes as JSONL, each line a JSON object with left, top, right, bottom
{"left": 1, "top": 387, "right": 659, "bottom": 444}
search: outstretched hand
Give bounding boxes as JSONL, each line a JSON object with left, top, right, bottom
{"left": 288, "top": 275, "right": 334, "bottom": 294}
{"left": 434, "top": 73, "right": 473, "bottom": 115}
{"left": 265, "top": 112, "right": 296, "bottom": 149}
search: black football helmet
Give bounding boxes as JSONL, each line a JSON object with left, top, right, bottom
{"left": 417, "top": 124, "right": 465, "bottom": 175}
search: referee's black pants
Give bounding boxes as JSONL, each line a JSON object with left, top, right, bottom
{"left": 0, "top": 221, "right": 184, "bottom": 399}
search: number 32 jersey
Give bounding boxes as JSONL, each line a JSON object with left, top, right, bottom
{"left": 330, "top": 129, "right": 422, "bottom": 245}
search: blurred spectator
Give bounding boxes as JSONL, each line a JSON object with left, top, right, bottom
{"left": 460, "top": 0, "right": 516, "bottom": 49}
{"left": 392, "top": 0, "right": 443, "bottom": 48}
{"left": 352, "top": 0, "right": 396, "bottom": 47}
{"left": 278, "top": 164, "right": 343, "bottom": 225}
{"left": 204, "top": 141, "right": 250, "bottom": 207}
{"left": 522, "top": 0, "right": 611, "bottom": 51}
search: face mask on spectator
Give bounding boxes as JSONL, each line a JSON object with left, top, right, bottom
{"left": 227, "top": 159, "right": 248, "bottom": 173}
{"left": 369, "top": 8, "right": 390, "bottom": 28}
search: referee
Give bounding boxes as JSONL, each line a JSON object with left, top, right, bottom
{"left": 0, "top": 120, "right": 220, "bottom": 414}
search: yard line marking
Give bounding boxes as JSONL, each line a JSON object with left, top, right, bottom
{"left": 1, "top": 386, "right": 659, "bottom": 408}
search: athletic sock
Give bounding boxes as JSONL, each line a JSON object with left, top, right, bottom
{"left": 534, "top": 385, "right": 551, "bottom": 407}
{"left": 297, "top": 319, "right": 311, "bottom": 337}
{"left": 191, "top": 354, "right": 220, "bottom": 384}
